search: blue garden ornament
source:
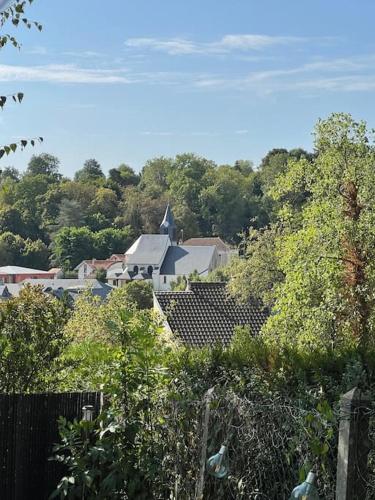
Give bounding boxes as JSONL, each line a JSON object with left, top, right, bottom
{"left": 0, "top": 1, "right": 14, "bottom": 12}
{"left": 206, "top": 445, "right": 228, "bottom": 479}
{"left": 290, "top": 471, "right": 320, "bottom": 499}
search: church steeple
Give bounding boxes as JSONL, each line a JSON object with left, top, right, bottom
{"left": 160, "top": 204, "right": 177, "bottom": 244}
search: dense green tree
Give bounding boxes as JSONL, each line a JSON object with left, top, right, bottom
{"left": 140, "top": 156, "right": 173, "bottom": 197}
{"left": 56, "top": 199, "right": 85, "bottom": 229}
{"left": 51, "top": 226, "right": 133, "bottom": 270}
{"left": 200, "top": 166, "right": 264, "bottom": 241}
{"left": 93, "top": 227, "right": 133, "bottom": 258}
{"left": 74, "top": 159, "right": 104, "bottom": 183}
{"left": 108, "top": 163, "right": 140, "bottom": 188}
{"left": 22, "top": 238, "right": 50, "bottom": 269}
{"left": 234, "top": 159, "right": 254, "bottom": 176}
{"left": 261, "top": 114, "right": 375, "bottom": 356}
{"left": 121, "top": 281, "right": 153, "bottom": 309}
{"left": 60, "top": 180, "right": 97, "bottom": 213}
{"left": 0, "top": 231, "right": 49, "bottom": 268}
{"left": 228, "top": 225, "right": 285, "bottom": 307}
{"left": 0, "top": 286, "right": 70, "bottom": 393}
{"left": 258, "top": 147, "right": 314, "bottom": 194}
{"left": 89, "top": 187, "right": 119, "bottom": 221}
{"left": 51, "top": 227, "right": 95, "bottom": 271}
{"left": 0, "top": 167, "right": 20, "bottom": 182}
{"left": 0, "top": 207, "right": 26, "bottom": 237}
{"left": 26, "top": 153, "right": 61, "bottom": 179}
{"left": 0, "top": 232, "right": 24, "bottom": 265}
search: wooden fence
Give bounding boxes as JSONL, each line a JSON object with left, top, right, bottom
{"left": 0, "top": 392, "right": 102, "bottom": 500}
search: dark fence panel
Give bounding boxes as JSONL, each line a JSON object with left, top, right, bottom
{"left": 0, "top": 392, "right": 102, "bottom": 500}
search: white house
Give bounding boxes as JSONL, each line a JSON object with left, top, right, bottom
{"left": 75, "top": 255, "right": 124, "bottom": 280}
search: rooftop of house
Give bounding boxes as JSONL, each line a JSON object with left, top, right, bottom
{"left": 110, "top": 254, "right": 126, "bottom": 261}
{"left": 125, "top": 234, "right": 171, "bottom": 266}
{"left": 154, "top": 281, "right": 268, "bottom": 347}
{"left": 183, "top": 237, "right": 230, "bottom": 252}
{"left": 0, "top": 265, "right": 53, "bottom": 275}
{"left": 160, "top": 245, "right": 216, "bottom": 276}
{"left": 75, "top": 259, "right": 115, "bottom": 271}
{"left": 19, "top": 278, "right": 113, "bottom": 301}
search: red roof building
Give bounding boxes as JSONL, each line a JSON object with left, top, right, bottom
{"left": 0, "top": 266, "right": 57, "bottom": 284}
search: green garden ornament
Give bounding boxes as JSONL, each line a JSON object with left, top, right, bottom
{"left": 206, "top": 445, "right": 228, "bottom": 479}
{"left": 290, "top": 471, "right": 320, "bottom": 499}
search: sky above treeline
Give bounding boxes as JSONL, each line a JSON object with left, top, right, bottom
{"left": 1, "top": 0, "right": 375, "bottom": 176}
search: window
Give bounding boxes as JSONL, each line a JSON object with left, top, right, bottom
{"left": 147, "top": 265, "right": 153, "bottom": 275}
{"left": 133, "top": 266, "right": 139, "bottom": 274}
{"left": 163, "top": 276, "right": 167, "bottom": 284}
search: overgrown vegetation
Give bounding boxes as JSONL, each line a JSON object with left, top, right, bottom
{"left": 46, "top": 113, "right": 375, "bottom": 499}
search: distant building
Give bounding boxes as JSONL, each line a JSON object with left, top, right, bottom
{"left": 1, "top": 278, "right": 113, "bottom": 303}
{"left": 158, "top": 244, "right": 218, "bottom": 291}
{"left": 183, "top": 237, "right": 232, "bottom": 266}
{"left": 107, "top": 205, "right": 220, "bottom": 290}
{"left": 0, "top": 266, "right": 57, "bottom": 284}
{"left": 75, "top": 204, "right": 229, "bottom": 291}
{"left": 154, "top": 281, "right": 268, "bottom": 347}
{"left": 75, "top": 254, "right": 124, "bottom": 280}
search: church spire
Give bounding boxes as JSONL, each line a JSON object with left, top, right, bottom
{"left": 160, "top": 204, "right": 177, "bottom": 244}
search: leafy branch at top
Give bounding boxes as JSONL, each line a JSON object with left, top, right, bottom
{"left": 0, "top": 0, "right": 43, "bottom": 158}
{"left": 0, "top": 92, "right": 24, "bottom": 109}
{"left": 0, "top": 136, "right": 43, "bottom": 159}
{"left": 0, "top": 1, "right": 42, "bottom": 49}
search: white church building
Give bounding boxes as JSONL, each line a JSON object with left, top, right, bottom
{"left": 106, "top": 205, "right": 221, "bottom": 291}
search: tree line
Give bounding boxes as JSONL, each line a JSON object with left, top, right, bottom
{"left": 0, "top": 148, "right": 313, "bottom": 271}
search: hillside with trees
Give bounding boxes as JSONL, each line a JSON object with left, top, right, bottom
{"left": 0, "top": 149, "right": 313, "bottom": 271}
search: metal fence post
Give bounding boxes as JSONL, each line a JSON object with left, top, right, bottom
{"left": 336, "top": 387, "right": 370, "bottom": 500}
{"left": 195, "top": 387, "right": 215, "bottom": 500}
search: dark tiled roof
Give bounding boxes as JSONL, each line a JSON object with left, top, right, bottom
{"left": 155, "top": 282, "right": 268, "bottom": 347}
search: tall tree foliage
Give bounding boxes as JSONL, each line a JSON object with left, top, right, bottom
{"left": 262, "top": 113, "right": 375, "bottom": 355}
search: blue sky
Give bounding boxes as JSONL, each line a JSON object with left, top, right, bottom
{"left": 1, "top": 0, "right": 375, "bottom": 176}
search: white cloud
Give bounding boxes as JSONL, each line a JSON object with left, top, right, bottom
{"left": 125, "top": 34, "right": 311, "bottom": 55}
{"left": 0, "top": 64, "right": 132, "bottom": 84}
{"left": 141, "top": 131, "right": 174, "bottom": 136}
{"left": 62, "top": 50, "right": 105, "bottom": 58}
{"left": 126, "top": 38, "right": 201, "bottom": 55}
{"left": 193, "top": 55, "right": 375, "bottom": 94}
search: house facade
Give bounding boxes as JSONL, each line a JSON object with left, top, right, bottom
{"left": 0, "top": 266, "right": 58, "bottom": 284}
{"left": 75, "top": 254, "right": 124, "bottom": 280}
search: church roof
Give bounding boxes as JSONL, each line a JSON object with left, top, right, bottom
{"left": 183, "top": 237, "right": 230, "bottom": 253}
{"left": 155, "top": 282, "right": 268, "bottom": 347}
{"left": 160, "top": 245, "right": 216, "bottom": 276}
{"left": 125, "top": 234, "right": 170, "bottom": 265}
